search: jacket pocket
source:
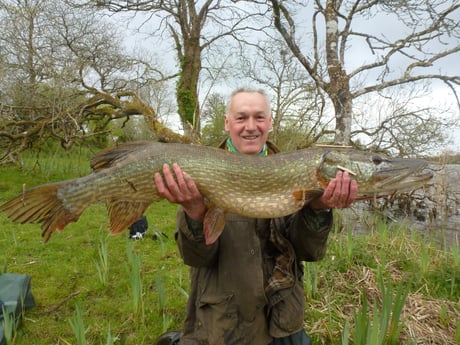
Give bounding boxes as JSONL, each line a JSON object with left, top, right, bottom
{"left": 268, "top": 282, "right": 305, "bottom": 337}
{"left": 196, "top": 294, "right": 238, "bottom": 342}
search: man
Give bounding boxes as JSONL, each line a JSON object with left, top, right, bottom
{"left": 154, "top": 88, "right": 358, "bottom": 345}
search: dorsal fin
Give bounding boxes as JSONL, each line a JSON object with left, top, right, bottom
{"left": 90, "top": 141, "right": 153, "bottom": 171}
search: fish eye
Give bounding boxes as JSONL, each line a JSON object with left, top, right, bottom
{"left": 372, "top": 155, "right": 382, "bottom": 165}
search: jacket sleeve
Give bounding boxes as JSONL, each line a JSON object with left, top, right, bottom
{"left": 174, "top": 207, "right": 219, "bottom": 267}
{"left": 285, "top": 205, "right": 333, "bottom": 262}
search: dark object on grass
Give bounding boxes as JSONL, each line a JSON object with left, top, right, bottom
{"left": 0, "top": 273, "right": 35, "bottom": 345}
{"left": 128, "top": 215, "right": 148, "bottom": 240}
{"left": 152, "top": 230, "right": 168, "bottom": 241}
{"left": 154, "top": 330, "right": 181, "bottom": 345}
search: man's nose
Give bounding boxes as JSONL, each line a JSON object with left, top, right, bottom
{"left": 245, "top": 117, "right": 256, "bottom": 130}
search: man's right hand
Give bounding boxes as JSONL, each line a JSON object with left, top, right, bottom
{"left": 154, "top": 163, "right": 207, "bottom": 222}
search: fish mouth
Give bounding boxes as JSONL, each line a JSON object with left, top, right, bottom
{"left": 371, "top": 170, "right": 433, "bottom": 196}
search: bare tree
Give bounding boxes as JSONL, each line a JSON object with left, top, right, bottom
{"left": 237, "top": 38, "right": 333, "bottom": 148}
{"left": 0, "top": 0, "right": 85, "bottom": 162}
{"left": 85, "top": 0, "right": 270, "bottom": 139}
{"left": 269, "top": 0, "right": 460, "bottom": 145}
{"left": 0, "top": 0, "right": 178, "bottom": 164}
{"left": 200, "top": 92, "right": 227, "bottom": 146}
{"left": 351, "top": 84, "right": 454, "bottom": 156}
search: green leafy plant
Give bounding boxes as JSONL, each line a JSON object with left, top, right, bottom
{"left": 348, "top": 268, "right": 408, "bottom": 345}
{"left": 304, "top": 262, "right": 319, "bottom": 300}
{"left": 126, "top": 240, "right": 143, "bottom": 319}
{"left": 95, "top": 234, "right": 110, "bottom": 287}
{"left": 1, "top": 305, "right": 15, "bottom": 345}
{"left": 69, "top": 303, "right": 87, "bottom": 345}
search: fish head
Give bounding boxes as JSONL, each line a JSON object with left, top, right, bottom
{"left": 317, "top": 149, "right": 433, "bottom": 199}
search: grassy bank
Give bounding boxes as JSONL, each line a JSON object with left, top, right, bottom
{"left": 0, "top": 151, "right": 459, "bottom": 345}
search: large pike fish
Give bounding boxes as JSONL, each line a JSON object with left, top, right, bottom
{"left": 0, "top": 141, "right": 433, "bottom": 244}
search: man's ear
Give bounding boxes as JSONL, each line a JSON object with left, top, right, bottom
{"left": 224, "top": 114, "right": 230, "bottom": 132}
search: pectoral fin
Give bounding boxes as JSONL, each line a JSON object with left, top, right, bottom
{"left": 106, "top": 200, "right": 150, "bottom": 234}
{"left": 292, "top": 189, "right": 324, "bottom": 204}
{"left": 203, "top": 205, "right": 226, "bottom": 245}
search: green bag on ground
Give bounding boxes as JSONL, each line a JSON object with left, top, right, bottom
{"left": 0, "top": 273, "right": 35, "bottom": 345}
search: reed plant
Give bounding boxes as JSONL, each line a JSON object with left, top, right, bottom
{"left": 126, "top": 240, "right": 144, "bottom": 320}
{"left": 450, "top": 237, "right": 459, "bottom": 298}
{"left": 341, "top": 320, "right": 350, "bottom": 345}
{"left": 419, "top": 241, "right": 431, "bottom": 275}
{"left": 156, "top": 272, "right": 173, "bottom": 332}
{"left": 152, "top": 227, "right": 168, "bottom": 257}
{"left": 95, "top": 234, "right": 110, "bottom": 287}
{"left": 156, "top": 273, "right": 166, "bottom": 315}
{"left": 10, "top": 228, "right": 17, "bottom": 248}
{"left": 1, "top": 305, "right": 15, "bottom": 345}
{"left": 377, "top": 268, "right": 407, "bottom": 344}
{"left": 174, "top": 269, "right": 190, "bottom": 300}
{"left": 452, "top": 237, "right": 460, "bottom": 267}
{"left": 105, "top": 325, "right": 117, "bottom": 345}
{"left": 347, "top": 269, "right": 407, "bottom": 345}
{"left": 304, "top": 262, "right": 319, "bottom": 300}
{"left": 68, "top": 303, "right": 87, "bottom": 345}
{"left": 345, "top": 226, "right": 354, "bottom": 261}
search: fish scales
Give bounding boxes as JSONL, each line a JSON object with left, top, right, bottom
{"left": 188, "top": 151, "right": 314, "bottom": 217}
{"left": 0, "top": 141, "right": 433, "bottom": 242}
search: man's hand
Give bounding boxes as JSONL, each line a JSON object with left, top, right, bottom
{"left": 310, "top": 171, "right": 358, "bottom": 210}
{"left": 154, "top": 163, "right": 207, "bottom": 221}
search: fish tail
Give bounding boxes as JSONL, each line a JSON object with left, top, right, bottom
{"left": 0, "top": 183, "right": 80, "bottom": 242}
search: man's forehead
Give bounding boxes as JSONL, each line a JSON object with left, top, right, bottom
{"left": 233, "top": 110, "right": 269, "bottom": 116}
{"left": 232, "top": 93, "right": 268, "bottom": 105}
{"left": 230, "top": 101, "right": 269, "bottom": 113}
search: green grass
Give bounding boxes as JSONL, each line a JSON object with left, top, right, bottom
{"left": 0, "top": 150, "right": 459, "bottom": 344}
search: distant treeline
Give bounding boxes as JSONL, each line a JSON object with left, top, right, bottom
{"left": 426, "top": 153, "right": 460, "bottom": 164}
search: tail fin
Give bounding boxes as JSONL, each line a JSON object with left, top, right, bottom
{"left": 0, "top": 183, "right": 80, "bottom": 242}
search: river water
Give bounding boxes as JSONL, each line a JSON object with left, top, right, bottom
{"left": 339, "top": 163, "right": 460, "bottom": 248}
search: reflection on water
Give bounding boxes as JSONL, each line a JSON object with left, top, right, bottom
{"left": 338, "top": 201, "right": 460, "bottom": 249}
{"left": 337, "top": 163, "right": 460, "bottom": 248}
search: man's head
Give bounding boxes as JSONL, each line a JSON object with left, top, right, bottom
{"left": 224, "top": 88, "right": 273, "bottom": 155}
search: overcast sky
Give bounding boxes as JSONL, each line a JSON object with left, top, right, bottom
{"left": 116, "top": 3, "right": 460, "bottom": 153}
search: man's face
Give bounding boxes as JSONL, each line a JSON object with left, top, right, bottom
{"left": 224, "top": 92, "right": 272, "bottom": 155}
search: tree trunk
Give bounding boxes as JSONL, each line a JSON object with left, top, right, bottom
{"left": 177, "top": 38, "right": 201, "bottom": 139}
{"left": 330, "top": 79, "right": 353, "bottom": 145}
{"left": 174, "top": 0, "right": 209, "bottom": 141}
{"left": 324, "top": 0, "right": 352, "bottom": 145}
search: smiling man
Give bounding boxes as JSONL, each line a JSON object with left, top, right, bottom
{"left": 224, "top": 90, "right": 273, "bottom": 155}
{"left": 154, "top": 88, "right": 358, "bottom": 345}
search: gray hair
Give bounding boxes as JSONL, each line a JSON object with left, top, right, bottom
{"left": 226, "top": 87, "right": 271, "bottom": 114}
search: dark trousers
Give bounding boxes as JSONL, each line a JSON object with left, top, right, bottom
{"left": 155, "top": 329, "right": 312, "bottom": 345}
{"left": 270, "top": 330, "right": 313, "bottom": 345}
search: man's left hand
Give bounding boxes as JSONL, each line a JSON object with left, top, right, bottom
{"left": 310, "top": 171, "right": 358, "bottom": 210}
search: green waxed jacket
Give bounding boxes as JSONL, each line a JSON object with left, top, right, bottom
{"left": 174, "top": 139, "right": 333, "bottom": 345}
{"left": 174, "top": 201, "right": 333, "bottom": 345}
{"left": 176, "top": 207, "right": 332, "bottom": 345}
